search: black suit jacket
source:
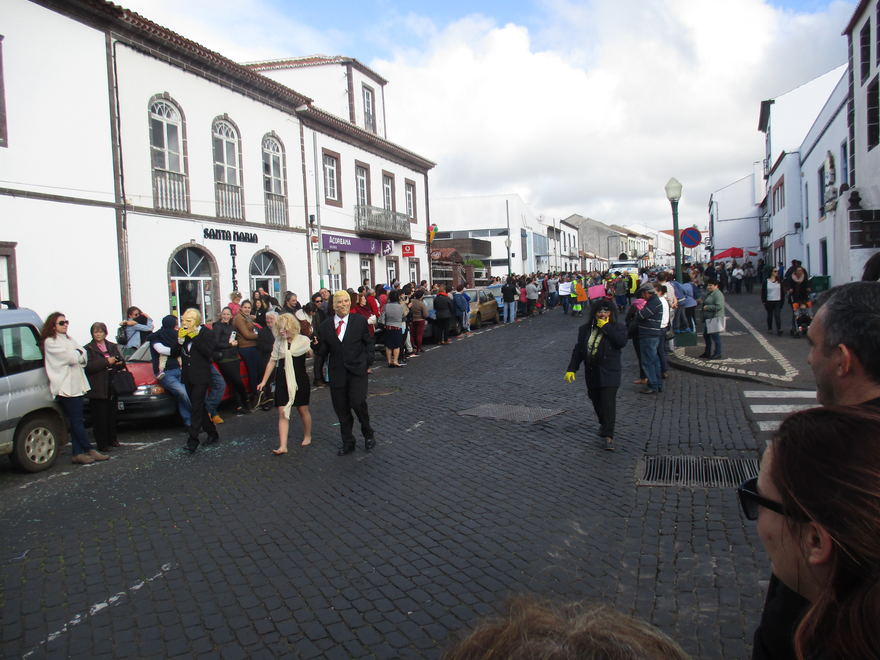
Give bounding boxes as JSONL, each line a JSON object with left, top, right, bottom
{"left": 174, "top": 325, "right": 217, "bottom": 386}
{"left": 566, "top": 320, "right": 627, "bottom": 388}
{"left": 316, "top": 314, "right": 374, "bottom": 384}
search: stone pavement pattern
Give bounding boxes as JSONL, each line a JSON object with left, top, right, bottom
{"left": 1, "top": 309, "right": 769, "bottom": 659}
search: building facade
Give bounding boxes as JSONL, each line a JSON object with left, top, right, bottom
{"left": 0, "top": 0, "right": 433, "bottom": 330}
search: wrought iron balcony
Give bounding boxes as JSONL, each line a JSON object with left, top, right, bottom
{"left": 355, "top": 205, "right": 412, "bottom": 240}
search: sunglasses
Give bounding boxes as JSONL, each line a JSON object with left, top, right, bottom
{"left": 737, "top": 476, "right": 807, "bottom": 522}
{"left": 57, "top": 320, "right": 69, "bottom": 326}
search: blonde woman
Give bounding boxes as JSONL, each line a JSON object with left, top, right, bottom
{"left": 256, "top": 313, "right": 312, "bottom": 455}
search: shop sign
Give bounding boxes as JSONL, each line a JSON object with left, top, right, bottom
{"left": 401, "top": 244, "right": 415, "bottom": 257}
{"left": 203, "top": 227, "right": 259, "bottom": 243}
{"left": 322, "top": 234, "right": 392, "bottom": 255}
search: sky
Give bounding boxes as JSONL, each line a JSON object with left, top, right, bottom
{"left": 119, "top": 0, "right": 855, "bottom": 230}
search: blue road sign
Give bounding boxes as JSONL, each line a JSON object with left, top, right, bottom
{"left": 680, "top": 227, "right": 702, "bottom": 248}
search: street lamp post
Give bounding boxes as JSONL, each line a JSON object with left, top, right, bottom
{"left": 504, "top": 238, "right": 512, "bottom": 276}
{"left": 665, "top": 177, "right": 683, "bottom": 282}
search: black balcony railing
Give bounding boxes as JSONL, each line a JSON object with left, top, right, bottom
{"left": 216, "top": 182, "right": 243, "bottom": 220}
{"left": 153, "top": 169, "right": 188, "bottom": 213}
{"left": 265, "top": 192, "right": 287, "bottom": 226}
{"left": 355, "top": 205, "right": 412, "bottom": 240}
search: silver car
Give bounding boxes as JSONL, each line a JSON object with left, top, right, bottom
{"left": 0, "top": 308, "right": 68, "bottom": 471}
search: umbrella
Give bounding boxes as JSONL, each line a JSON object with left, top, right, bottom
{"left": 711, "top": 247, "right": 744, "bottom": 260}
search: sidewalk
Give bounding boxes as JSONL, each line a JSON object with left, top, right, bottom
{"left": 669, "top": 291, "right": 815, "bottom": 389}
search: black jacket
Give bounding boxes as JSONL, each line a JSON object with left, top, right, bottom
{"left": 212, "top": 321, "right": 239, "bottom": 362}
{"left": 83, "top": 340, "right": 126, "bottom": 400}
{"left": 432, "top": 293, "right": 454, "bottom": 319}
{"left": 501, "top": 283, "right": 517, "bottom": 303}
{"left": 567, "top": 320, "right": 627, "bottom": 387}
{"left": 173, "top": 326, "right": 217, "bottom": 386}
{"left": 316, "top": 313, "right": 374, "bottom": 383}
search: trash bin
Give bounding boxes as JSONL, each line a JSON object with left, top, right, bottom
{"left": 674, "top": 331, "right": 698, "bottom": 347}
{"left": 810, "top": 275, "right": 831, "bottom": 292}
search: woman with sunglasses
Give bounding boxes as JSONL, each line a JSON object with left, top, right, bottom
{"left": 738, "top": 406, "right": 880, "bottom": 659}
{"left": 761, "top": 266, "right": 783, "bottom": 336}
{"left": 39, "top": 313, "right": 109, "bottom": 465}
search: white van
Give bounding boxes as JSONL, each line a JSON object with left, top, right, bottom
{"left": 0, "top": 308, "right": 68, "bottom": 471}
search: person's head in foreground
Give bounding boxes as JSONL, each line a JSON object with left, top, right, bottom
{"left": 738, "top": 406, "right": 880, "bottom": 659}
{"left": 443, "top": 596, "right": 689, "bottom": 660}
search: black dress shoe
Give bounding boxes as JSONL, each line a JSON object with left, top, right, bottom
{"left": 205, "top": 435, "right": 219, "bottom": 445}
{"left": 337, "top": 445, "right": 355, "bottom": 456}
{"left": 184, "top": 441, "right": 199, "bottom": 453}
{"left": 697, "top": 353, "right": 711, "bottom": 358}
{"left": 365, "top": 437, "right": 376, "bottom": 452}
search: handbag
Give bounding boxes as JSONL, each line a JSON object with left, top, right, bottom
{"left": 110, "top": 367, "right": 136, "bottom": 395}
{"left": 298, "top": 319, "right": 312, "bottom": 337}
{"left": 706, "top": 316, "right": 726, "bottom": 334}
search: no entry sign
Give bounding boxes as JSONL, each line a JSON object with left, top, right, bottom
{"left": 680, "top": 227, "right": 702, "bottom": 248}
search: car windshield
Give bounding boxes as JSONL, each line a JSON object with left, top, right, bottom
{"left": 128, "top": 342, "right": 152, "bottom": 362}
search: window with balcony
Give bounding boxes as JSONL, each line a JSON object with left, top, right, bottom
{"left": 861, "top": 20, "right": 872, "bottom": 85}
{"left": 149, "top": 97, "right": 188, "bottom": 212}
{"left": 382, "top": 172, "right": 395, "bottom": 211}
{"left": 869, "top": 76, "right": 879, "bottom": 151}
{"left": 363, "top": 84, "right": 377, "bottom": 134}
{"left": 771, "top": 178, "right": 785, "bottom": 214}
{"left": 322, "top": 149, "right": 341, "bottom": 207}
{"left": 355, "top": 162, "right": 370, "bottom": 206}
{"left": 262, "top": 135, "right": 287, "bottom": 226}
{"left": 213, "top": 118, "right": 243, "bottom": 219}
{"left": 405, "top": 179, "right": 416, "bottom": 223}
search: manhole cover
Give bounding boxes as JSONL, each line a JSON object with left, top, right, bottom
{"left": 458, "top": 403, "right": 564, "bottom": 423}
{"left": 636, "top": 455, "right": 758, "bottom": 488}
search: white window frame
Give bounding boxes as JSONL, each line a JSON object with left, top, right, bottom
{"left": 150, "top": 101, "right": 183, "bottom": 173}
{"left": 363, "top": 84, "right": 376, "bottom": 133}
{"left": 355, "top": 164, "right": 369, "bottom": 206}
{"left": 322, "top": 149, "right": 341, "bottom": 206}
{"left": 212, "top": 120, "right": 240, "bottom": 185}
{"left": 262, "top": 136, "right": 284, "bottom": 195}
{"left": 382, "top": 172, "right": 395, "bottom": 211}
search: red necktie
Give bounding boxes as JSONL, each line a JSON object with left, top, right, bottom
{"left": 336, "top": 320, "right": 344, "bottom": 337}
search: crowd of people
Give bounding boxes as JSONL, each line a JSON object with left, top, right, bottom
{"left": 29, "top": 257, "right": 880, "bottom": 659}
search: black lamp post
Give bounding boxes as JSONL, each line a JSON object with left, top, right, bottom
{"left": 665, "top": 177, "right": 683, "bottom": 282}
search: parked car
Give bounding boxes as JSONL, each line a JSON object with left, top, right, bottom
{"left": 108, "top": 337, "right": 252, "bottom": 422}
{"left": 0, "top": 308, "right": 68, "bottom": 472}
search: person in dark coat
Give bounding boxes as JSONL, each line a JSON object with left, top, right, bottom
{"left": 432, "top": 284, "right": 455, "bottom": 344}
{"left": 83, "top": 322, "right": 126, "bottom": 452}
{"left": 174, "top": 308, "right": 218, "bottom": 453}
{"left": 315, "top": 291, "right": 375, "bottom": 456}
{"left": 211, "top": 307, "right": 249, "bottom": 415}
{"left": 564, "top": 299, "right": 627, "bottom": 450}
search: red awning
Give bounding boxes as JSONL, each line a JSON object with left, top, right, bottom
{"left": 711, "top": 247, "right": 744, "bottom": 260}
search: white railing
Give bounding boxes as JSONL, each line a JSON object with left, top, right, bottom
{"left": 216, "top": 182, "right": 243, "bottom": 220}
{"left": 265, "top": 192, "right": 287, "bottom": 226}
{"left": 153, "top": 169, "right": 187, "bottom": 213}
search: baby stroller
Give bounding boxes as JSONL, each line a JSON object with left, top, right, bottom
{"left": 789, "top": 300, "right": 813, "bottom": 337}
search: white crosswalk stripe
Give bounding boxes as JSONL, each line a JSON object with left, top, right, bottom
{"left": 744, "top": 389, "right": 818, "bottom": 441}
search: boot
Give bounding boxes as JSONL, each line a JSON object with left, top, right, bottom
{"left": 88, "top": 450, "right": 109, "bottom": 461}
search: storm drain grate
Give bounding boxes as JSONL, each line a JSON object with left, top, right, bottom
{"left": 457, "top": 403, "right": 564, "bottom": 424}
{"left": 635, "top": 455, "right": 759, "bottom": 488}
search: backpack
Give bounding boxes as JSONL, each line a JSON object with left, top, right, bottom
{"left": 116, "top": 325, "right": 128, "bottom": 345}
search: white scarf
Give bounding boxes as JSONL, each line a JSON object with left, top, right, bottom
{"left": 273, "top": 334, "right": 311, "bottom": 419}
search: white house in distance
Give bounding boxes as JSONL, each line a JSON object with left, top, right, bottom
{"left": 431, "top": 194, "right": 549, "bottom": 275}
{"left": 708, "top": 171, "right": 763, "bottom": 263}
{"left": 0, "top": 0, "right": 433, "bottom": 330}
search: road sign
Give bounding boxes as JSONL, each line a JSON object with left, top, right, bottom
{"left": 680, "top": 227, "right": 702, "bottom": 248}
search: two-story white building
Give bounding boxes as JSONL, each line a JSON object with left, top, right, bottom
{"left": 1, "top": 0, "right": 433, "bottom": 329}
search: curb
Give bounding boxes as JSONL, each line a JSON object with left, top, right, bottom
{"left": 668, "top": 353, "right": 779, "bottom": 386}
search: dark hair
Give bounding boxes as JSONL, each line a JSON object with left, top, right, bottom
{"left": 770, "top": 406, "right": 880, "bottom": 660}
{"left": 239, "top": 299, "right": 252, "bottom": 309}
{"left": 861, "top": 252, "right": 880, "bottom": 281}
{"left": 815, "top": 282, "right": 880, "bottom": 385}
{"left": 90, "top": 322, "right": 108, "bottom": 337}
{"left": 39, "top": 312, "right": 65, "bottom": 346}
{"left": 455, "top": 284, "right": 465, "bottom": 292}
{"left": 443, "top": 596, "right": 689, "bottom": 660}
{"left": 413, "top": 290, "right": 424, "bottom": 300}
{"left": 388, "top": 290, "right": 401, "bottom": 303}
{"left": 126, "top": 306, "right": 140, "bottom": 317}
{"left": 587, "top": 298, "right": 616, "bottom": 326}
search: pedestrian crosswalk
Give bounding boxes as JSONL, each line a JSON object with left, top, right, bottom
{"left": 744, "top": 389, "right": 817, "bottom": 433}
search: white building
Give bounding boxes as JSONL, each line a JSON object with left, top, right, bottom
{"left": 0, "top": 0, "right": 433, "bottom": 330}
{"left": 842, "top": 0, "right": 880, "bottom": 279}
{"left": 431, "top": 194, "right": 548, "bottom": 275}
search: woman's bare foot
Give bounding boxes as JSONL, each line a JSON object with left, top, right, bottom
{"left": 272, "top": 448, "right": 288, "bottom": 455}
{"left": 301, "top": 437, "right": 312, "bottom": 447}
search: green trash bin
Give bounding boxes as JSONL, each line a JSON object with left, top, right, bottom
{"left": 674, "top": 331, "right": 699, "bottom": 347}
{"left": 810, "top": 275, "right": 831, "bottom": 292}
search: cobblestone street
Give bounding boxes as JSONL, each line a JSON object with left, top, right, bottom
{"left": 1, "top": 309, "right": 769, "bottom": 659}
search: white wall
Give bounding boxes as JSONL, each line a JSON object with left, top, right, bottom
{"left": 849, "top": 3, "right": 880, "bottom": 209}
{"left": 255, "top": 64, "right": 350, "bottom": 123}
{"left": 710, "top": 173, "right": 761, "bottom": 258}
{"left": 350, "top": 68, "right": 386, "bottom": 137}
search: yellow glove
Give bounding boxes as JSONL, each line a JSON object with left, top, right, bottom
{"left": 596, "top": 318, "right": 609, "bottom": 327}
{"left": 178, "top": 327, "right": 188, "bottom": 339}
{"left": 564, "top": 371, "right": 576, "bottom": 383}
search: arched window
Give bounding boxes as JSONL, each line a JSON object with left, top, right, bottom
{"left": 149, "top": 98, "right": 188, "bottom": 212}
{"left": 250, "top": 250, "right": 284, "bottom": 301}
{"left": 169, "top": 246, "right": 216, "bottom": 321}
{"left": 262, "top": 135, "right": 287, "bottom": 226}
{"left": 212, "top": 118, "right": 243, "bottom": 219}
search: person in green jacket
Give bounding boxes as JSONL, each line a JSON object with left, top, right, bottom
{"left": 699, "top": 281, "right": 725, "bottom": 359}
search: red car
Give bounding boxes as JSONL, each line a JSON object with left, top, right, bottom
{"left": 113, "top": 339, "right": 252, "bottom": 421}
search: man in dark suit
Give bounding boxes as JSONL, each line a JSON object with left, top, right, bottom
{"left": 316, "top": 290, "right": 375, "bottom": 455}
{"left": 175, "top": 308, "right": 219, "bottom": 453}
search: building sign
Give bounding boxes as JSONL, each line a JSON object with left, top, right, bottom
{"left": 322, "top": 233, "right": 392, "bottom": 255}
{"left": 203, "top": 227, "right": 259, "bottom": 243}
{"left": 401, "top": 244, "right": 415, "bottom": 257}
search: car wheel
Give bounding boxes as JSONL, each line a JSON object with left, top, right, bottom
{"left": 12, "top": 414, "right": 61, "bottom": 473}
{"left": 493, "top": 309, "right": 500, "bottom": 324}
{"left": 473, "top": 314, "right": 482, "bottom": 329}
{"left": 453, "top": 319, "right": 462, "bottom": 335}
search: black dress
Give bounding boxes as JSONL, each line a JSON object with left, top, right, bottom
{"left": 274, "top": 352, "right": 310, "bottom": 407}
